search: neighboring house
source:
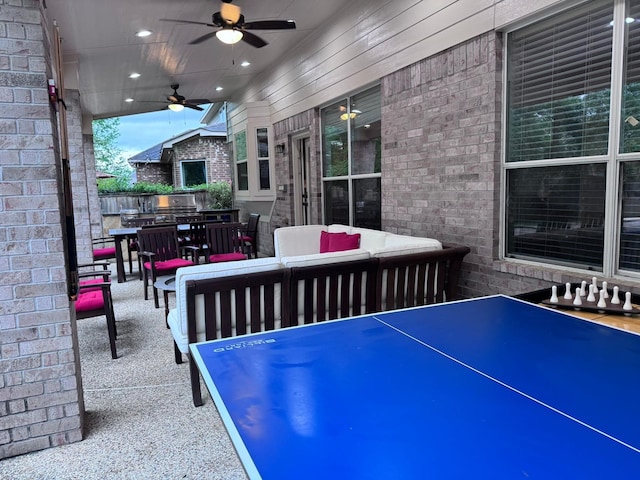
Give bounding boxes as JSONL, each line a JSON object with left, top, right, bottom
{"left": 128, "top": 123, "right": 230, "bottom": 187}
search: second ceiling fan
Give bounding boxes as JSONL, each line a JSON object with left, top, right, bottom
{"left": 161, "top": 0, "right": 296, "bottom": 48}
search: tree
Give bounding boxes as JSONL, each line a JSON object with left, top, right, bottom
{"left": 92, "top": 117, "right": 133, "bottom": 180}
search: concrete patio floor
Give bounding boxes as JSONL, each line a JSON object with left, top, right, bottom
{"left": 1, "top": 267, "right": 247, "bottom": 479}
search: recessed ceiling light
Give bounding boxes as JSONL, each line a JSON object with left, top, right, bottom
{"left": 216, "top": 86, "right": 224, "bottom": 91}
{"left": 136, "top": 30, "right": 152, "bottom": 38}
{"left": 125, "top": 98, "right": 134, "bottom": 103}
{"left": 129, "top": 73, "right": 141, "bottom": 79}
{"left": 241, "top": 61, "right": 251, "bottom": 67}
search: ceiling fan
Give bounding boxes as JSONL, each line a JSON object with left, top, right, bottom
{"left": 164, "top": 84, "right": 211, "bottom": 112}
{"left": 161, "top": 0, "right": 296, "bottom": 48}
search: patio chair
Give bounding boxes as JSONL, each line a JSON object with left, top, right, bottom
{"left": 240, "top": 213, "right": 260, "bottom": 259}
{"left": 124, "top": 217, "right": 156, "bottom": 279}
{"left": 203, "top": 222, "right": 247, "bottom": 263}
{"left": 92, "top": 237, "right": 117, "bottom": 262}
{"left": 75, "top": 264, "right": 118, "bottom": 359}
{"left": 137, "top": 224, "right": 198, "bottom": 308}
{"left": 181, "top": 220, "right": 222, "bottom": 262}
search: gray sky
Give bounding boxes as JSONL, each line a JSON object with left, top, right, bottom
{"left": 117, "top": 107, "right": 207, "bottom": 160}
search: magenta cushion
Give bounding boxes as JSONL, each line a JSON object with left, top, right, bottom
{"left": 93, "top": 247, "right": 116, "bottom": 259}
{"left": 75, "top": 291, "right": 104, "bottom": 313}
{"left": 320, "top": 231, "right": 361, "bottom": 253}
{"left": 144, "top": 258, "right": 194, "bottom": 273}
{"left": 209, "top": 252, "right": 247, "bottom": 263}
{"left": 240, "top": 235, "right": 253, "bottom": 242}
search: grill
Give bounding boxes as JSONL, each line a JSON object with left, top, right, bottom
{"left": 154, "top": 194, "right": 197, "bottom": 222}
{"left": 120, "top": 209, "right": 139, "bottom": 227}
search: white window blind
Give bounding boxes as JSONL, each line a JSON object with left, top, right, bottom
{"left": 507, "top": 2, "right": 613, "bottom": 162}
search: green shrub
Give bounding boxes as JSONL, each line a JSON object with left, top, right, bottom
{"left": 97, "top": 180, "right": 231, "bottom": 208}
{"left": 189, "top": 182, "right": 232, "bottom": 209}
{"left": 131, "top": 182, "right": 174, "bottom": 194}
{"left": 97, "top": 177, "right": 132, "bottom": 193}
{"left": 98, "top": 179, "right": 175, "bottom": 194}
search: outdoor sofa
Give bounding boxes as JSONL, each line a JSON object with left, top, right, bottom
{"left": 166, "top": 224, "right": 471, "bottom": 405}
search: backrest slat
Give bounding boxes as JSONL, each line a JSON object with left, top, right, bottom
{"left": 289, "top": 258, "right": 378, "bottom": 325}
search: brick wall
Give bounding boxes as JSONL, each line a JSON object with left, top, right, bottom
{"left": 67, "top": 90, "right": 92, "bottom": 265}
{"left": 381, "top": 32, "right": 563, "bottom": 298}
{"left": 0, "top": 0, "right": 84, "bottom": 458}
{"left": 172, "top": 136, "right": 230, "bottom": 187}
{"left": 272, "top": 109, "right": 322, "bottom": 229}
{"left": 135, "top": 162, "right": 172, "bottom": 185}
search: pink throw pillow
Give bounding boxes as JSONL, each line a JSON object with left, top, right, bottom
{"left": 320, "top": 231, "right": 361, "bottom": 253}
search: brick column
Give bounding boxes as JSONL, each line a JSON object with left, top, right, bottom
{"left": 0, "top": 0, "right": 84, "bottom": 459}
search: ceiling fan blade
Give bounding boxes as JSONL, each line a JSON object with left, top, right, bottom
{"left": 184, "top": 104, "right": 205, "bottom": 111}
{"left": 243, "top": 20, "right": 296, "bottom": 30}
{"left": 189, "top": 32, "right": 216, "bottom": 45}
{"left": 189, "top": 31, "right": 218, "bottom": 45}
{"left": 185, "top": 99, "right": 212, "bottom": 105}
{"left": 240, "top": 30, "right": 267, "bottom": 48}
{"left": 159, "top": 18, "right": 216, "bottom": 27}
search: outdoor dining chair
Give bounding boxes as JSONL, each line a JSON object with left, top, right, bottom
{"left": 124, "top": 217, "right": 156, "bottom": 278}
{"left": 203, "top": 222, "right": 247, "bottom": 263}
{"left": 75, "top": 264, "right": 118, "bottom": 359}
{"left": 137, "top": 224, "right": 198, "bottom": 308}
{"left": 240, "top": 213, "right": 260, "bottom": 259}
{"left": 92, "top": 237, "right": 117, "bottom": 262}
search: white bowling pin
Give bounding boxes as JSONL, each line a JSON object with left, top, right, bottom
{"left": 597, "top": 291, "right": 606, "bottom": 308}
{"left": 601, "top": 281, "right": 609, "bottom": 299}
{"left": 611, "top": 286, "right": 620, "bottom": 305}
{"left": 587, "top": 284, "right": 596, "bottom": 302}
{"left": 564, "top": 282, "right": 572, "bottom": 300}
{"left": 580, "top": 280, "right": 587, "bottom": 297}
{"left": 573, "top": 287, "right": 583, "bottom": 306}
{"left": 623, "top": 292, "right": 633, "bottom": 311}
{"left": 549, "top": 285, "right": 558, "bottom": 303}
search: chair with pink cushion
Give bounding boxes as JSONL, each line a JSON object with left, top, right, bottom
{"left": 203, "top": 222, "right": 247, "bottom": 263}
{"left": 137, "top": 224, "right": 198, "bottom": 308}
{"left": 74, "top": 266, "right": 118, "bottom": 359}
{"left": 92, "top": 237, "right": 117, "bottom": 262}
{"left": 240, "top": 213, "right": 260, "bottom": 259}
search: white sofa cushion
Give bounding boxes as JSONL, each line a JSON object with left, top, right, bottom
{"left": 274, "top": 224, "right": 327, "bottom": 258}
{"left": 280, "top": 248, "right": 370, "bottom": 268}
{"left": 169, "top": 257, "right": 284, "bottom": 354}
{"left": 371, "top": 235, "right": 442, "bottom": 257}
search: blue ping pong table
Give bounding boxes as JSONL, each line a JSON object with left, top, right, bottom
{"left": 190, "top": 295, "right": 640, "bottom": 479}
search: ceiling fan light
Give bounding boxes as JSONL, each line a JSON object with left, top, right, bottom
{"left": 168, "top": 103, "right": 184, "bottom": 112}
{"left": 216, "top": 28, "right": 243, "bottom": 45}
{"left": 220, "top": 3, "right": 242, "bottom": 24}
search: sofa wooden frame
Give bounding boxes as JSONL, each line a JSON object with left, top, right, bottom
{"left": 181, "top": 244, "right": 470, "bottom": 406}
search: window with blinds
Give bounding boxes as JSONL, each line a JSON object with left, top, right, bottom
{"left": 620, "top": 161, "right": 640, "bottom": 270}
{"left": 507, "top": 2, "right": 613, "bottom": 162}
{"left": 621, "top": 0, "right": 640, "bottom": 153}
{"left": 506, "top": 165, "right": 606, "bottom": 269}
{"left": 505, "top": 1, "right": 618, "bottom": 270}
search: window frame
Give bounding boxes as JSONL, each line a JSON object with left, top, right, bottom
{"left": 256, "top": 127, "right": 271, "bottom": 191}
{"left": 320, "top": 84, "right": 382, "bottom": 228}
{"left": 180, "top": 158, "right": 207, "bottom": 188}
{"left": 501, "top": 0, "right": 640, "bottom": 279}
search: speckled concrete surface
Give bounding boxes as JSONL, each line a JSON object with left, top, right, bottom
{"left": 0, "top": 267, "right": 247, "bottom": 480}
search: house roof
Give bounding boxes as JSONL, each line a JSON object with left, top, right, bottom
{"left": 128, "top": 123, "right": 226, "bottom": 164}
